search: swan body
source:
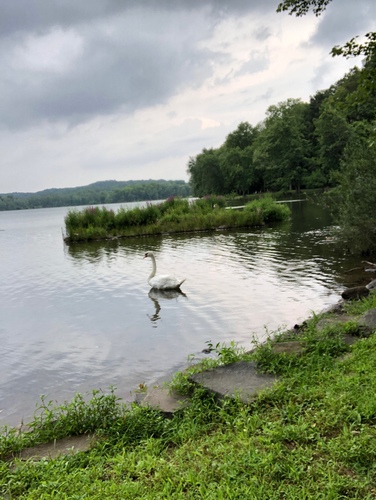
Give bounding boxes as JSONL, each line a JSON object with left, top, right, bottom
{"left": 144, "top": 251, "right": 186, "bottom": 290}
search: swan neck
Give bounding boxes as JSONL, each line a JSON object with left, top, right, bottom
{"left": 148, "top": 254, "right": 157, "bottom": 281}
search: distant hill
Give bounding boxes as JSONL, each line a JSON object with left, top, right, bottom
{"left": 0, "top": 179, "right": 191, "bottom": 211}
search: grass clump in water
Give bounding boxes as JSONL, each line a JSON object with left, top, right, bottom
{"left": 64, "top": 195, "right": 290, "bottom": 242}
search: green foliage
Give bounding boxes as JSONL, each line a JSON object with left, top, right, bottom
{"left": 2, "top": 307, "right": 376, "bottom": 497}
{"left": 277, "top": 0, "right": 331, "bottom": 16}
{"left": 186, "top": 42, "right": 376, "bottom": 252}
{"left": 65, "top": 196, "right": 290, "bottom": 242}
{"left": 244, "top": 195, "right": 291, "bottom": 223}
{"left": 0, "top": 389, "right": 123, "bottom": 459}
{"left": 330, "top": 125, "right": 376, "bottom": 254}
{"left": 0, "top": 180, "right": 191, "bottom": 211}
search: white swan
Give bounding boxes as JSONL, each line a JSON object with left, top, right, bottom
{"left": 144, "top": 251, "right": 186, "bottom": 290}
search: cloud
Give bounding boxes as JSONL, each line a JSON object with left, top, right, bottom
{"left": 309, "top": 0, "right": 376, "bottom": 49}
{"left": 0, "top": 0, "right": 373, "bottom": 192}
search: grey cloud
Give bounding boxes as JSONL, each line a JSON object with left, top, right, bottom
{"left": 0, "top": 1, "right": 278, "bottom": 38}
{"left": 253, "top": 26, "right": 272, "bottom": 42}
{"left": 235, "top": 52, "right": 269, "bottom": 77}
{"left": 0, "top": 1, "right": 277, "bottom": 129}
{"left": 0, "top": 6, "right": 218, "bottom": 128}
{"left": 309, "top": 0, "right": 376, "bottom": 49}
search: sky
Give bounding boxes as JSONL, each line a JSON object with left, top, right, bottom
{"left": 1, "top": 0, "right": 375, "bottom": 193}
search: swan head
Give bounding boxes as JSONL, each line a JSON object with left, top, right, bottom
{"left": 144, "top": 251, "right": 154, "bottom": 259}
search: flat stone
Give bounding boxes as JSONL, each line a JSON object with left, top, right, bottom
{"left": 342, "top": 333, "right": 360, "bottom": 345}
{"left": 141, "top": 386, "right": 188, "bottom": 416}
{"left": 271, "top": 341, "right": 306, "bottom": 355}
{"left": 16, "top": 434, "right": 95, "bottom": 461}
{"left": 366, "top": 279, "right": 376, "bottom": 290}
{"left": 189, "top": 361, "right": 278, "bottom": 403}
{"left": 359, "top": 309, "right": 376, "bottom": 334}
{"left": 316, "top": 315, "right": 354, "bottom": 332}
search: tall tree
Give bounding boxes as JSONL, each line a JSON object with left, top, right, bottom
{"left": 314, "top": 104, "right": 352, "bottom": 185}
{"left": 331, "top": 123, "right": 376, "bottom": 254}
{"left": 187, "top": 148, "right": 224, "bottom": 196}
{"left": 253, "top": 99, "right": 311, "bottom": 192}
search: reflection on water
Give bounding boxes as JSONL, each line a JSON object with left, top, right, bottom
{"left": 147, "top": 289, "right": 187, "bottom": 326}
{"left": 0, "top": 199, "right": 371, "bottom": 427}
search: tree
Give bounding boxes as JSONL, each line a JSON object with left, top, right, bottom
{"left": 277, "top": 1, "right": 376, "bottom": 60}
{"left": 331, "top": 123, "right": 376, "bottom": 254}
{"left": 314, "top": 104, "right": 352, "bottom": 185}
{"left": 220, "top": 122, "right": 261, "bottom": 195}
{"left": 277, "top": 0, "right": 376, "bottom": 254}
{"left": 253, "top": 99, "right": 311, "bottom": 192}
{"left": 187, "top": 148, "right": 224, "bottom": 197}
{"left": 224, "top": 122, "right": 258, "bottom": 150}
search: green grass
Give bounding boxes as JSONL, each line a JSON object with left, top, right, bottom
{"left": 1, "top": 296, "right": 376, "bottom": 498}
{"left": 64, "top": 195, "right": 290, "bottom": 242}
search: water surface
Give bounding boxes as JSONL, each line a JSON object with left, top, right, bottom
{"left": 0, "top": 200, "right": 367, "bottom": 426}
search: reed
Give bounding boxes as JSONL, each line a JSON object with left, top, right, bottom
{"left": 64, "top": 195, "right": 290, "bottom": 242}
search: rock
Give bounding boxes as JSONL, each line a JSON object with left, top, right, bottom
{"left": 322, "top": 301, "right": 345, "bottom": 314}
{"left": 366, "top": 279, "right": 376, "bottom": 290}
{"left": 359, "top": 309, "right": 376, "bottom": 334}
{"left": 141, "top": 386, "right": 188, "bottom": 417}
{"left": 271, "top": 341, "right": 306, "bottom": 355}
{"left": 316, "top": 315, "right": 354, "bottom": 332}
{"left": 341, "top": 286, "right": 370, "bottom": 300}
{"left": 16, "top": 434, "right": 95, "bottom": 461}
{"left": 189, "top": 361, "right": 278, "bottom": 403}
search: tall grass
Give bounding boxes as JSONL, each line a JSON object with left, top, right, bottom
{"left": 64, "top": 195, "right": 290, "bottom": 242}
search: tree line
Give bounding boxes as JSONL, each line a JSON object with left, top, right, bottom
{"left": 0, "top": 180, "right": 191, "bottom": 211}
{"left": 187, "top": 63, "right": 375, "bottom": 197}
{"left": 188, "top": 0, "right": 376, "bottom": 254}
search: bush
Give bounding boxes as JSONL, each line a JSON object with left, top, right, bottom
{"left": 244, "top": 195, "right": 290, "bottom": 223}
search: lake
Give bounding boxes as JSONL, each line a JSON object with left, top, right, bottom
{"left": 0, "top": 199, "right": 367, "bottom": 427}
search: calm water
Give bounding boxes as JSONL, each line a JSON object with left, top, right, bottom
{"left": 0, "top": 200, "right": 367, "bottom": 427}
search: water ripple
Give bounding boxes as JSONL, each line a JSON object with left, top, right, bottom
{"left": 0, "top": 204, "right": 368, "bottom": 426}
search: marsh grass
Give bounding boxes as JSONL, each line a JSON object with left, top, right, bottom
{"left": 2, "top": 297, "right": 376, "bottom": 498}
{"left": 64, "top": 195, "right": 290, "bottom": 242}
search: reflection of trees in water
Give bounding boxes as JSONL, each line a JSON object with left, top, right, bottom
{"left": 230, "top": 199, "right": 368, "bottom": 288}
{"left": 65, "top": 237, "right": 164, "bottom": 263}
{"left": 147, "top": 288, "right": 187, "bottom": 327}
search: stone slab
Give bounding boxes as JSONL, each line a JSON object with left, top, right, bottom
{"left": 316, "top": 315, "right": 354, "bottom": 332}
{"left": 16, "top": 434, "right": 95, "bottom": 461}
{"left": 271, "top": 340, "right": 306, "bottom": 355}
{"left": 189, "top": 361, "right": 278, "bottom": 403}
{"left": 359, "top": 308, "right": 376, "bottom": 333}
{"left": 141, "top": 386, "right": 188, "bottom": 416}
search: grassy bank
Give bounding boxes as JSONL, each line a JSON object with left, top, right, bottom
{"left": 1, "top": 294, "right": 376, "bottom": 498}
{"left": 64, "top": 195, "right": 290, "bottom": 243}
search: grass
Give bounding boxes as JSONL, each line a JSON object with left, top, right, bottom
{"left": 1, "top": 294, "right": 376, "bottom": 498}
{"left": 64, "top": 195, "right": 291, "bottom": 242}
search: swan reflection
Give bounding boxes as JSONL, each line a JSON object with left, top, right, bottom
{"left": 147, "top": 288, "right": 187, "bottom": 326}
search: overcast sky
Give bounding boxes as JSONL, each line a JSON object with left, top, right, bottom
{"left": 1, "top": 0, "right": 375, "bottom": 193}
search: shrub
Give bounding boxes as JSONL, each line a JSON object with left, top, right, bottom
{"left": 245, "top": 195, "right": 290, "bottom": 223}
